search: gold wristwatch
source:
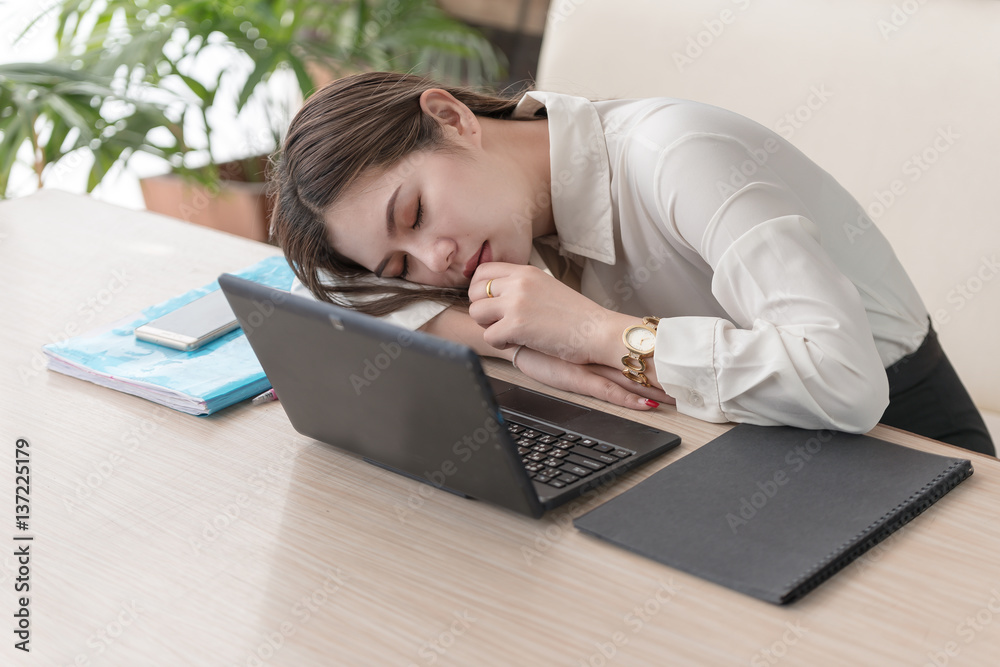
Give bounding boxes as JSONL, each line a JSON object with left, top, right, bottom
{"left": 621, "top": 316, "right": 660, "bottom": 387}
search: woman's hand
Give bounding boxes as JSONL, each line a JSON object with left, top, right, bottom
{"left": 468, "top": 262, "right": 636, "bottom": 367}
{"left": 512, "top": 345, "right": 675, "bottom": 411}
{"left": 419, "top": 304, "right": 673, "bottom": 410}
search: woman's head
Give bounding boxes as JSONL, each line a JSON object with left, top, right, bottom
{"left": 270, "top": 71, "right": 548, "bottom": 316}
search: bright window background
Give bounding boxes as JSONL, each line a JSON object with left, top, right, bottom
{"left": 1, "top": 0, "right": 300, "bottom": 208}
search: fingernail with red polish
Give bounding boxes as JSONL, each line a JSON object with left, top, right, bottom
{"left": 644, "top": 399, "right": 659, "bottom": 408}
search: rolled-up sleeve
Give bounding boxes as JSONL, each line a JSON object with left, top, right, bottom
{"left": 290, "top": 274, "right": 447, "bottom": 331}
{"left": 649, "top": 134, "right": 889, "bottom": 432}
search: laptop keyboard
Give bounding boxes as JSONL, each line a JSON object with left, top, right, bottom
{"left": 506, "top": 418, "right": 634, "bottom": 490}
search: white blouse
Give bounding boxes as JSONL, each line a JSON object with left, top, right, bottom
{"left": 292, "top": 92, "right": 929, "bottom": 432}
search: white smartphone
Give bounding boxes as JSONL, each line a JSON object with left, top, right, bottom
{"left": 135, "top": 289, "right": 240, "bottom": 351}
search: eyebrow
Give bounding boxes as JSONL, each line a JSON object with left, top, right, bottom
{"left": 374, "top": 185, "right": 401, "bottom": 278}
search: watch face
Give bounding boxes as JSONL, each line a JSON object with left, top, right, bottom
{"left": 625, "top": 326, "right": 656, "bottom": 353}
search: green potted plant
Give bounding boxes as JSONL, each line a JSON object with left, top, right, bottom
{"left": 0, "top": 61, "right": 187, "bottom": 198}
{"left": 10, "top": 0, "right": 505, "bottom": 239}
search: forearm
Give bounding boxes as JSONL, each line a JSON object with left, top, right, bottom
{"left": 589, "top": 310, "right": 665, "bottom": 392}
{"left": 433, "top": 302, "right": 671, "bottom": 411}
{"left": 419, "top": 305, "right": 517, "bottom": 363}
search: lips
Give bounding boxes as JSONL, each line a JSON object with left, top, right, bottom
{"left": 463, "top": 241, "right": 490, "bottom": 279}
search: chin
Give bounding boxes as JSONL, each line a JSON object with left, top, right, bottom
{"left": 519, "top": 244, "right": 534, "bottom": 265}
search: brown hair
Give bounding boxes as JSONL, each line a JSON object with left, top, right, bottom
{"left": 269, "top": 71, "right": 530, "bottom": 317}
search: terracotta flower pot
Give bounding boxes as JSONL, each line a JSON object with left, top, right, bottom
{"left": 140, "top": 156, "right": 274, "bottom": 244}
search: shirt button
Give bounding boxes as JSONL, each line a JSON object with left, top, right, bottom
{"left": 688, "top": 390, "right": 703, "bottom": 407}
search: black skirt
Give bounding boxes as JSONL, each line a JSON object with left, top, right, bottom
{"left": 880, "top": 322, "right": 995, "bottom": 456}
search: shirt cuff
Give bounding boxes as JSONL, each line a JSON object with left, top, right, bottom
{"left": 289, "top": 276, "right": 447, "bottom": 331}
{"left": 652, "top": 316, "right": 729, "bottom": 423}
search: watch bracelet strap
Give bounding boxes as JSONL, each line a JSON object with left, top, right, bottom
{"left": 622, "top": 366, "right": 650, "bottom": 387}
{"left": 622, "top": 315, "right": 659, "bottom": 387}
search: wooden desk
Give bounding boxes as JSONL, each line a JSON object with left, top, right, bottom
{"left": 2, "top": 190, "right": 999, "bottom": 666}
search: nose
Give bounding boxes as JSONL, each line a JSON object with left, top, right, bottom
{"left": 411, "top": 236, "right": 455, "bottom": 275}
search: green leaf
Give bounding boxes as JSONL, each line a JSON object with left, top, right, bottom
{"left": 86, "top": 143, "right": 121, "bottom": 192}
{"left": 0, "top": 117, "right": 29, "bottom": 197}
{"left": 43, "top": 94, "right": 95, "bottom": 142}
{"left": 5, "top": 0, "right": 507, "bottom": 195}
{"left": 41, "top": 117, "right": 72, "bottom": 166}
{"left": 169, "top": 62, "right": 214, "bottom": 105}
{"left": 236, "top": 49, "right": 278, "bottom": 112}
{"left": 286, "top": 55, "right": 315, "bottom": 100}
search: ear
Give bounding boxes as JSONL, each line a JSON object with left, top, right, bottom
{"left": 419, "top": 88, "right": 481, "bottom": 146}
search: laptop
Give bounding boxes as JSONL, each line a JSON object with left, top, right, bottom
{"left": 219, "top": 273, "right": 681, "bottom": 518}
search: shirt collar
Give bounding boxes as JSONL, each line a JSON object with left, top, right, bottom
{"left": 513, "top": 91, "right": 617, "bottom": 265}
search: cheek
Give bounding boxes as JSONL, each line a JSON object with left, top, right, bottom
{"left": 426, "top": 157, "right": 513, "bottom": 232}
{"left": 326, "top": 217, "right": 383, "bottom": 274}
{"left": 411, "top": 264, "right": 456, "bottom": 289}
{"left": 462, "top": 171, "right": 513, "bottom": 218}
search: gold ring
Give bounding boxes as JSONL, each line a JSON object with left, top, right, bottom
{"left": 486, "top": 279, "right": 495, "bottom": 298}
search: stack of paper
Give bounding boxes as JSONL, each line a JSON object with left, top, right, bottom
{"left": 43, "top": 256, "right": 296, "bottom": 415}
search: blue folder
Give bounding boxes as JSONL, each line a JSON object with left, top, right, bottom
{"left": 43, "top": 256, "right": 296, "bottom": 415}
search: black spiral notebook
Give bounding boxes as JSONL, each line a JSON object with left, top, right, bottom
{"left": 574, "top": 424, "right": 973, "bottom": 604}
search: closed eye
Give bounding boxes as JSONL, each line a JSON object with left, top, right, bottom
{"left": 398, "top": 198, "right": 423, "bottom": 280}
{"left": 413, "top": 197, "right": 423, "bottom": 230}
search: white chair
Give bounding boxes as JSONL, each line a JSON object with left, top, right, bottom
{"left": 535, "top": 0, "right": 1000, "bottom": 443}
